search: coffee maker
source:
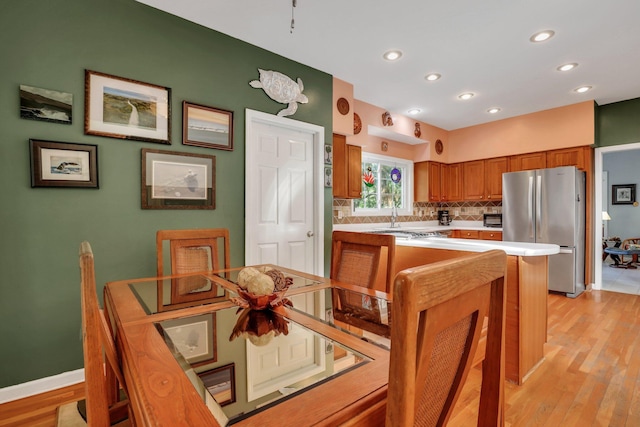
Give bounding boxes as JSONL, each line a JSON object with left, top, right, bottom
{"left": 438, "top": 210, "right": 450, "bottom": 226}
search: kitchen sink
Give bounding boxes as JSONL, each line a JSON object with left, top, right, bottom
{"left": 367, "top": 229, "right": 447, "bottom": 239}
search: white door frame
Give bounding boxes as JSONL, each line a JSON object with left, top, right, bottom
{"left": 245, "top": 109, "right": 325, "bottom": 276}
{"left": 593, "top": 141, "right": 640, "bottom": 289}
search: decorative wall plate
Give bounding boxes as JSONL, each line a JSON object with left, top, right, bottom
{"left": 337, "top": 97, "right": 350, "bottom": 115}
{"left": 435, "top": 139, "right": 444, "bottom": 155}
{"left": 354, "top": 113, "right": 362, "bottom": 134}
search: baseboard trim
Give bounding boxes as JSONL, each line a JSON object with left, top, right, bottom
{"left": 0, "top": 369, "right": 85, "bottom": 404}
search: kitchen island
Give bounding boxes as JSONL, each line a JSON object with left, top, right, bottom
{"left": 334, "top": 222, "right": 559, "bottom": 385}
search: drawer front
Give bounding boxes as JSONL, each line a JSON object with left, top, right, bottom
{"left": 480, "top": 231, "right": 503, "bottom": 241}
{"left": 460, "top": 230, "right": 480, "bottom": 239}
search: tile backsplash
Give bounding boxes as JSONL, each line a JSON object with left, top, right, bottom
{"left": 333, "top": 199, "right": 502, "bottom": 225}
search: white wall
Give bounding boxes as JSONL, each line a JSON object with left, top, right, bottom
{"left": 603, "top": 149, "right": 640, "bottom": 239}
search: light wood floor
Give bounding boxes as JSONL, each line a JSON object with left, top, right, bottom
{"left": 2, "top": 290, "right": 640, "bottom": 426}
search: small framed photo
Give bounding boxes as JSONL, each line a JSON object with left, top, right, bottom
{"left": 198, "top": 363, "right": 236, "bottom": 406}
{"left": 324, "top": 144, "right": 332, "bottom": 164}
{"left": 183, "top": 101, "right": 233, "bottom": 151}
{"left": 612, "top": 184, "right": 636, "bottom": 205}
{"left": 141, "top": 149, "right": 216, "bottom": 209}
{"left": 162, "top": 313, "right": 217, "bottom": 367}
{"left": 324, "top": 166, "right": 333, "bottom": 188}
{"left": 29, "top": 139, "right": 98, "bottom": 188}
{"left": 85, "top": 70, "right": 171, "bottom": 144}
{"left": 20, "top": 85, "right": 72, "bottom": 125}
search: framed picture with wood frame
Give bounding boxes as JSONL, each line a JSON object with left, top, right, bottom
{"left": 141, "top": 148, "right": 216, "bottom": 209}
{"left": 197, "top": 363, "right": 236, "bottom": 406}
{"left": 29, "top": 139, "right": 98, "bottom": 188}
{"left": 183, "top": 101, "right": 233, "bottom": 151}
{"left": 85, "top": 70, "right": 171, "bottom": 144}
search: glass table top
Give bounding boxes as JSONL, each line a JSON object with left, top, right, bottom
{"left": 155, "top": 305, "right": 371, "bottom": 425}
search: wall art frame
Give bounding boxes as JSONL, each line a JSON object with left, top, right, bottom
{"left": 162, "top": 313, "right": 217, "bottom": 367}
{"left": 612, "top": 184, "right": 636, "bottom": 205}
{"left": 141, "top": 149, "right": 216, "bottom": 210}
{"left": 197, "top": 363, "right": 236, "bottom": 406}
{"left": 29, "top": 139, "right": 98, "bottom": 188}
{"left": 85, "top": 70, "right": 171, "bottom": 144}
{"left": 183, "top": 101, "right": 233, "bottom": 151}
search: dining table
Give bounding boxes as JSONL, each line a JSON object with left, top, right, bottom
{"left": 103, "top": 265, "right": 392, "bottom": 426}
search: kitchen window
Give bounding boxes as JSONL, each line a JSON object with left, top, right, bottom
{"left": 352, "top": 153, "right": 413, "bottom": 216}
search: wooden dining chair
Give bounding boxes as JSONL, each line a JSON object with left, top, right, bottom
{"left": 79, "top": 241, "right": 132, "bottom": 427}
{"left": 156, "top": 228, "right": 230, "bottom": 276}
{"left": 330, "top": 230, "right": 396, "bottom": 293}
{"left": 386, "top": 249, "right": 507, "bottom": 427}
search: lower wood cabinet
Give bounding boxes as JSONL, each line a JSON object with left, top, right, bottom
{"left": 480, "top": 230, "right": 502, "bottom": 241}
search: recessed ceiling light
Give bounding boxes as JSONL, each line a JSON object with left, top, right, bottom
{"left": 557, "top": 63, "right": 578, "bottom": 72}
{"left": 383, "top": 50, "right": 403, "bottom": 61}
{"left": 425, "top": 73, "right": 441, "bottom": 81}
{"left": 458, "top": 92, "right": 475, "bottom": 100}
{"left": 487, "top": 108, "right": 501, "bottom": 114}
{"left": 574, "top": 85, "right": 592, "bottom": 93}
{"left": 530, "top": 30, "right": 555, "bottom": 43}
{"left": 407, "top": 108, "right": 421, "bottom": 115}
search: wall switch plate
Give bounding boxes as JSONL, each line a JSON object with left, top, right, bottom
{"left": 338, "top": 210, "right": 343, "bottom": 219}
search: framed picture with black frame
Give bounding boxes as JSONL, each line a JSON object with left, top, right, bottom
{"left": 612, "top": 184, "right": 636, "bottom": 205}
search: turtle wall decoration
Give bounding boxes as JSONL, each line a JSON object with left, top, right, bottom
{"left": 249, "top": 69, "right": 308, "bottom": 117}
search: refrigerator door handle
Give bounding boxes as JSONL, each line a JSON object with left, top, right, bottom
{"left": 528, "top": 176, "right": 534, "bottom": 239}
{"left": 536, "top": 174, "right": 542, "bottom": 240}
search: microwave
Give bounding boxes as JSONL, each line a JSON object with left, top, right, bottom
{"left": 483, "top": 213, "right": 502, "bottom": 228}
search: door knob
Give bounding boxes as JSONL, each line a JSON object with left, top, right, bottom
{"left": 307, "top": 231, "right": 314, "bottom": 237}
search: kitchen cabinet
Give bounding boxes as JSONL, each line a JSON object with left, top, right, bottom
{"left": 443, "top": 163, "right": 463, "bottom": 201}
{"left": 333, "top": 133, "right": 362, "bottom": 199}
{"left": 485, "top": 157, "right": 508, "bottom": 200}
{"left": 457, "top": 230, "right": 480, "bottom": 239}
{"left": 462, "top": 160, "right": 485, "bottom": 200}
{"left": 414, "top": 161, "right": 441, "bottom": 202}
{"left": 546, "top": 146, "right": 589, "bottom": 170}
{"left": 509, "top": 152, "right": 546, "bottom": 172}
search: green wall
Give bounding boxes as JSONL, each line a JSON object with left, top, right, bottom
{"left": 597, "top": 97, "right": 640, "bottom": 146}
{"left": 0, "top": 0, "right": 332, "bottom": 388}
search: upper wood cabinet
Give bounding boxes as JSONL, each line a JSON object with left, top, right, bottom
{"left": 444, "top": 163, "right": 464, "bottom": 202}
{"left": 415, "top": 161, "right": 440, "bottom": 202}
{"left": 415, "top": 162, "right": 463, "bottom": 202}
{"left": 485, "top": 157, "right": 508, "bottom": 200}
{"left": 333, "top": 133, "right": 362, "bottom": 199}
{"left": 509, "top": 152, "right": 546, "bottom": 172}
{"left": 546, "top": 146, "right": 590, "bottom": 170}
{"left": 463, "top": 160, "right": 486, "bottom": 200}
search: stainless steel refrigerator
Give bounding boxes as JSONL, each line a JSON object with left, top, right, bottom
{"left": 502, "top": 166, "right": 585, "bottom": 297}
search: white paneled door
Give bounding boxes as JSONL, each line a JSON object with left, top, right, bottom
{"left": 245, "top": 109, "right": 324, "bottom": 275}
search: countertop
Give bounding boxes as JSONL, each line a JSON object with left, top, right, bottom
{"left": 333, "top": 221, "right": 559, "bottom": 257}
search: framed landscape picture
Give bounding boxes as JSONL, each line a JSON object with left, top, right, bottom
{"left": 141, "top": 149, "right": 216, "bottom": 209}
{"left": 29, "top": 139, "right": 98, "bottom": 188}
{"left": 183, "top": 101, "right": 233, "bottom": 151}
{"left": 85, "top": 70, "right": 171, "bottom": 144}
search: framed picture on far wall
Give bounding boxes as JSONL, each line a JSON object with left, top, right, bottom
{"left": 141, "top": 148, "right": 216, "bottom": 209}
{"left": 29, "top": 139, "right": 98, "bottom": 188}
{"left": 85, "top": 70, "right": 171, "bottom": 144}
{"left": 612, "top": 184, "right": 636, "bottom": 205}
{"left": 183, "top": 101, "right": 233, "bottom": 151}
{"left": 20, "top": 85, "right": 73, "bottom": 125}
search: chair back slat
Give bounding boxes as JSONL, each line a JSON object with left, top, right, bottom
{"left": 156, "top": 229, "right": 230, "bottom": 277}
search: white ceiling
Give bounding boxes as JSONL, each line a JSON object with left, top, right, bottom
{"left": 136, "top": 0, "right": 640, "bottom": 131}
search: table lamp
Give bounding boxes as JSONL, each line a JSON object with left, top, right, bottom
{"left": 602, "top": 211, "right": 612, "bottom": 239}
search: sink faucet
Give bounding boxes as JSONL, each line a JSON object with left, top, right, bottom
{"left": 390, "top": 205, "right": 399, "bottom": 228}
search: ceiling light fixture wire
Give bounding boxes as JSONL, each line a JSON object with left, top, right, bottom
{"left": 290, "top": 0, "right": 297, "bottom": 34}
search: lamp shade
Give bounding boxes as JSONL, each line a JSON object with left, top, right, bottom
{"left": 602, "top": 211, "right": 612, "bottom": 221}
